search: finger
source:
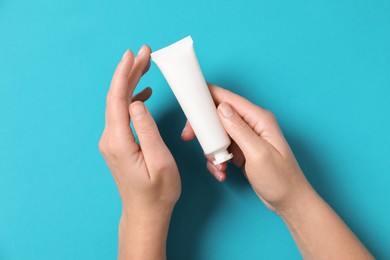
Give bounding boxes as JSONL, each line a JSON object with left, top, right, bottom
{"left": 181, "top": 83, "right": 281, "bottom": 143}
{"left": 128, "top": 45, "right": 152, "bottom": 101}
{"left": 106, "top": 50, "right": 135, "bottom": 134}
{"left": 208, "top": 83, "right": 290, "bottom": 156}
{"left": 207, "top": 83, "right": 260, "bottom": 111}
{"left": 218, "top": 102, "right": 268, "bottom": 157}
{"left": 180, "top": 84, "right": 261, "bottom": 140}
{"left": 142, "top": 60, "right": 151, "bottom": 76}
{"left": 181, "top": 83, "right": 278, "bottom": 140}
{"left": 129, "top": 101, "right": 171, "bottom": 171}
{"left": 204, "top": 154, "right": 227, "bottom": 171}
{"left": 132, "top": 87, "right": 152, "bottom": 103}
{"left": 206, "top": 161, "right": 226, "bottom": 182}
{"left": 181, "top": 121, "right": 196, "bottom": 141}
{"left": 228, "top": 141, "right": 245, "bottom": 168}
{"left": 207, "top": 83, "right": 282, "bottom": 136}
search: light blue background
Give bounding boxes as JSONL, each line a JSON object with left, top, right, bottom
{"left": 1, "top": 0, "right": 389, "bottom": 259}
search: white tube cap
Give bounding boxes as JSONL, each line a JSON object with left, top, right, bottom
{"left": 212, "top": 149, "right": 233, "bottom": 165}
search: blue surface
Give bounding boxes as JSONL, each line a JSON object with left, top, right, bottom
{"left": 1, "top": 0, "right": 389, "bottom": 259}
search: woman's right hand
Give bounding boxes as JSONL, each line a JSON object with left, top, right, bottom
{"left": 181, "top": 83, "right": 312, "bottom": 214}
{"left": 182, "top": 83, "right": 373, "bottom": 259}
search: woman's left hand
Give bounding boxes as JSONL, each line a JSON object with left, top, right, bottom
{"left": 99, "top": 46, "right": 181, "bottom": 260}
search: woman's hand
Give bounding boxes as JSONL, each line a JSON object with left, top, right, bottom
{"left": 181, "top": 83, "right": 306, "bottom": 213}
{"left": 99, "top": 46, "right": 181, "bottom": 260}
{"left": 181, "top": 83, "right": 372, "bottom": 259}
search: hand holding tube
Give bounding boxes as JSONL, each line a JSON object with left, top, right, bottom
{"left": 181, "top": 83, "right": 373, "bottom": 259}
{"left": 181, "top": 83, "right": 303, "bottom": 211}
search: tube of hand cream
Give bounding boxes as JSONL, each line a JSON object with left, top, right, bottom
{"left": 151, "top": 36, "right": 233, "bottom": 165}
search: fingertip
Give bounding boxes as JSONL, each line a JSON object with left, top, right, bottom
{"left": 129, "top": 101, "right": 147, "bottom": 120}
{"left": 144, "top": 44, "right": 152, "bottom": 54}
{"left": 121, "top": 50, "right": 129, "bottom": 60}
{"left": 220, "top": 171, "right": 227, "bottom": 182}
{"left": 143, "top": 86, "right": 152, "bottom": 97}
{"left": 181, "top": 131, "right": 195, "bottom": 141}
{"left": 218, "top": 162, "right": 228, "bottom": 172}
{"left": 116, "top": 50, "right": 134, "bottom": 76}
{"left": 218, "top": 102, "right": 234, "bottom": 118}
{"left": 206, "top": 161, "right": 226, "bottom": 182}
{"left": 121, "top": 49, "right": 132, "bottom": 60}
{"left": 137, "top": 44, "right": 151, "bottom": 56}
{"left": 131, "top": 87, "right": 153, "bottom": 103}
{"left": 180, "top": 121, "right": 196, "bottom": 141}
{"left": 214, "top": 162, "right": 227, "bottom": 182}
{"left": 217, "top": 102, "right": 262, "bottom": 156}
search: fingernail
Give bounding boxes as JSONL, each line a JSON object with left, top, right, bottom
{"left": 137, "top": 45, "right": 147, "bottom": 56}
{"left": 121, "top": 50, "right": 130, "bottom": 61}
{"left": 181, "top": 127, "right": 187, "bottom": 137}
{"left": 212, "top": 164, "right": 223, "bottom": 181}
{"left": 217, "top": 171, "right": 223, "bottom": 181}
{"left": 219, "top": 102, "right": 233, "bottom": 118}
{"left": 131, "top": 102, "right": 146, "bottom": 120}
{"left": 181, "top": 123, "right": 190, "bottom": 136}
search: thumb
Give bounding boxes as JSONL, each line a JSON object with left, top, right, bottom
{"left": 217, "top": 102, "right": 266, "bottom": 156}
{"left": 129, "top": 101, "right": 170, "bottom": 165}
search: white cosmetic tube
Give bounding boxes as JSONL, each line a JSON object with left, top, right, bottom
{"left": 151, "top": 36, "right": 233, "bottom": 165}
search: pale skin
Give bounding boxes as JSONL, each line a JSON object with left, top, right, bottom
{"left": 99, "top": 45, "right": 373, "bottom": 259}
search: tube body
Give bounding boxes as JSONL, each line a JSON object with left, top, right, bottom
{"left": 151, "top": 36, "right": 232, "bottom": 164}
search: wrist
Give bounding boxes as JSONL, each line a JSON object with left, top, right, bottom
{"left": 118, "top": 207, "right": 173, "bottom": 260}
{"left": 277, "top": 181, "right": 321, "bottom": 225}
{"left": 120, "top": 205, "right": 174, "bottom": 228}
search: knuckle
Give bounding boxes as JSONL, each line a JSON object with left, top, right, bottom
{"left": 106, "top": 91, "right": 127, "bottom": 105}
{"left": 105, "top": 143, "right": 121, "bottom": 158}
{"left": 98, "top": 132, "right": 107, "bottom": 155}
{"left": 231, "top": 117, "right": 249, "bottom": 133}
{"left": 264, "top": 110, "right": 277, "bottom": 123}
{"left": 105, "top": 147, "right": 121, "bottom": 159}
{"left": 135, "top": 123, "right": 157, "bottom": 136}
{"left": 153, "top": 163, "right": 172, "bottom": 174}
{"left": 150, "top": 161, "right": 176, "bottom": 181}
{"left": 98, "top": 138, "right": 106, "bottom": 155}
{"left": 102, "top": 137, "right": 126, "bottom": 159}
{"left": 219, "top": 89, "right": 233, "bottom": 103}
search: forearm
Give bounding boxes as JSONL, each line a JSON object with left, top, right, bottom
{"left": 118, "top": 209, "right": 172, "bottom": 260}
{"left": 280, "top": 183, "right": 373, "bottom": 260}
